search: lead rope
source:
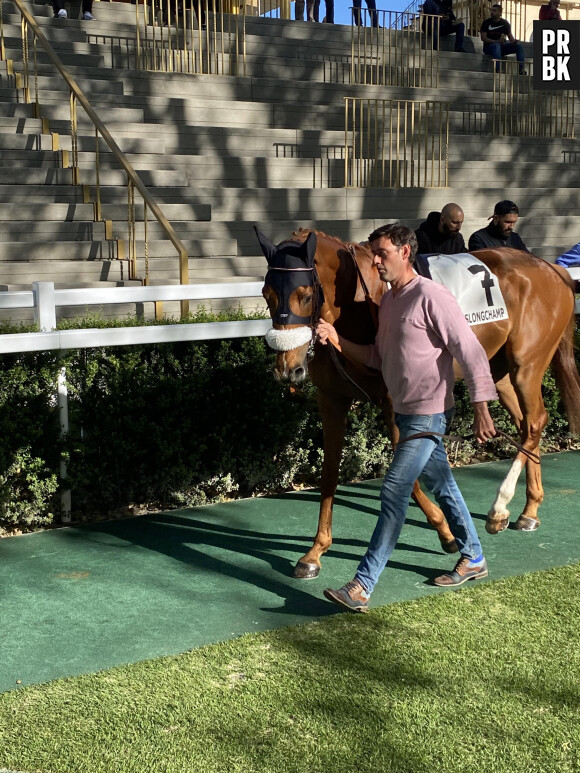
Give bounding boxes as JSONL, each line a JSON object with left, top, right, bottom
{"left": 320, "top": 244, "right": 378, "bottom": 402}
{"left": 396, "top": 430, "right": 541, "bottom": 464}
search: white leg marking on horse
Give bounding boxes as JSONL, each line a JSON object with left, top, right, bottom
{"left": 490, "top": 458, "right": 524, "bottom": 517}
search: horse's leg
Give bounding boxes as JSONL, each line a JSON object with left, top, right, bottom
{"left": 292, "top": 390, "right": 351, "bottom": 579}
{"left": 486, "top": 374, "right": 523, "bottom": 533}
{"left": 411, "top": 481, "right": 458, "bottom": 553}
{"left": 386, "top": 402, "right": 458, "bottom": 553}
{"left": 486, "top": 372, "right": 547, "bottom": 534}
{"left": 512, "top": 371, "right": 548, "bottom": 532}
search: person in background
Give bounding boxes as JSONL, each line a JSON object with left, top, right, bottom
{"left": 422, "top": 0, "right": 466, "bottom": 52}
{"left": 352, "top": 0, "right": 378, "bottom": 28}
{"left": 468, "top": 200, "right": 529, "bottom": 252}
{"left": 52, "top": 0, "right": 95, "bottom": 19}
{"left": 480, "top": 4, "right": 524, "bottom": 73}
{"left": 415, "top": 203, "right": 466, "bottom": 254}
{"left": 318, "top": 223, "right": 497, "bottom": 613}
{"left": 539, "top": 0, "right": 561, "bottom": 20}
{"left": 296, "top": 0, "right": 333, "bottom": 22}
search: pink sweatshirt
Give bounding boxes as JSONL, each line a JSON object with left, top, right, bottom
{"left": 363, "top": 276, "right": 498, "bottom": 414}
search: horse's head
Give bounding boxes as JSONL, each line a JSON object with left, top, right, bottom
{"left": 256, "top": 227, "right": 318, "bottom": 384}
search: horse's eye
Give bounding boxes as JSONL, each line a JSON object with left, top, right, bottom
{"left": 303, "top": 296, "right": 312, "bottom": 305}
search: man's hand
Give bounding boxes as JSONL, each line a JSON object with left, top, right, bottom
{"left": 499, "top": 33, "right": 507, "bottom": 43}
{"left": 472, "top": 402, "right": 496, "bottom": 444}
{"left": 316, "top": 319, "right": 340, "bottom": 349}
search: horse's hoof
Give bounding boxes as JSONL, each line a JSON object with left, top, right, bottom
{"left": 515, "top": 515, "right": 540, "bottom": 532}
{"left": 292, "top": 561, "right": 320, "bottom": 579}
{"left": 441, "top": 538, "right": 459, "bottom": 554}
{"left": 486, "top": 517, "right": 509, "bottom": 534}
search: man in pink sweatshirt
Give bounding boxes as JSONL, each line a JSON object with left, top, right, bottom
{"left": 318, "top": 223, "right": 498, "bottom": 613}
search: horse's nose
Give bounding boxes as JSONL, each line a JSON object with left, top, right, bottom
{"left": 290, "top": 365, "right": 306, "bottom": 383}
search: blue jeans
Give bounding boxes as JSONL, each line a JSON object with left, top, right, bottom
{"left": 429, "top": 19, "right": 465, "bottom": 51}
{"left": 483, "top": 41, "right": 524, "bottom": 71}
{"left": 355, "top": 409, "right": 483, "bottom": 595}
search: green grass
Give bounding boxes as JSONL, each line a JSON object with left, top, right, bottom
{"left": 1, "top": 565, "right": 580, "bottom": 773}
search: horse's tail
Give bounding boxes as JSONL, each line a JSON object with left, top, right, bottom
{"left": 551, "top": 312, "right": 580, "bottom": 436}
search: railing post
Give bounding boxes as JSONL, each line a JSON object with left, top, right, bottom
{"left": 32, "top": 281, "right": 71, "bottom": 523}
{"left": 57, "top": 366, "right": 71, "bottom": 523}
{"left": 32, "top": 280, "right": 56, "bottom": 331}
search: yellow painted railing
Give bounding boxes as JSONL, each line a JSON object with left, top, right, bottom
{"left": 135, "top": 0, "right": 246, "bottom": 75}
{"left": 351, "top": 10, "right": 439, "bottom": 88}
{"left": 493, "top": 60, "right": 575, "bottom": 137}
{"left": 344, "top": 98, "right": 449, "bottom": 187}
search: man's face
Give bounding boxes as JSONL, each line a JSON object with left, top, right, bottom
{"left": 440, "top": 210, "right": 464, "bottom": 235}
{"left": 490, "top": 5, "right": 501, "bottom": 18}
{"left": 493, "top": 213, "right": 518, "bottom": 236}
{"left": 371, "top": 237, "right": 407, "bottom": 284}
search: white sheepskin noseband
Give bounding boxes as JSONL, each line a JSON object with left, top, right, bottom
{"left": 265, "top": 326, "right": 312, "bottom": 352}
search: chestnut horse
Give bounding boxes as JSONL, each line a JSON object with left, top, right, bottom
{"left": 257, "top": 228, "right": 580, "bottom": 580}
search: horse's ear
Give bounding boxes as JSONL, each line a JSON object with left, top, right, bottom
{"left": 254, "top": 226, "right": 278, "bottom": 263}
{"left": 304, "top": 231, "right": 317, "bottom": 267}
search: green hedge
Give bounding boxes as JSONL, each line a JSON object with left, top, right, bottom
{"left": 0, "top": 313, "right": 577, "bottom": 533}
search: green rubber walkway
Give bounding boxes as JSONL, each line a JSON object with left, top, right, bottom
{"left": 1, "top": 451, "right": 579, "bottom": 694}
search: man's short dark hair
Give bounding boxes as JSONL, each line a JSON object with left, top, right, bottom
{"left": 368, "top": 223, "right": 418, "bottom": 264}
{"left": 494, "top": 200, "right": 519, "bottom": 216}
{"left": 492, "top": 3, "right": 502, "bottom": 8}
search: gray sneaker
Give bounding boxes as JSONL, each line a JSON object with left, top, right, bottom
{"left": 56, "top": 9, "right": 67, "bottom": 18}
{"left": 323, "top": 579, "right": 370, "bottom": 613}
{"left": 82, "top": 12, "right": 95, "bottom": 20}
{"left": 433, "top": 557, "right": 488, "bottom": 587}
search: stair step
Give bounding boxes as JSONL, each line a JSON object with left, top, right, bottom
{"left": 0, "top": 166, "right": 188, "bottom": 186}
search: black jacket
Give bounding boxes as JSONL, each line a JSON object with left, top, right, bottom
{"left": 468, "top": 223, "right": 529, "bottom": 252}
{"left": 415, "top": 211, "right": 466, "bottom": 255}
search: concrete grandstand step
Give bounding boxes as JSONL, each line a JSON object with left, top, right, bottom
{"left": 447, "top": 136, "right": 580, "bottom": 161}
{"left": 1, "top": 44, "right": 104, "bottom": 70}
{"left": 0, "top": 166, "right": 188, "bottom": 186}
{"left": 134, "top": 238, "right": 239, "bottom": 257}
{"left": 94, "top": 154, "right": 345, "bottom": 188}
{"left": 0, "top": 202, "right": 95, "bottom": 220}
{"left": 0, "top": 132, "right": 165, "bottom": 155}
{"left": 0, "top": 183, "right": 188, "bottom": 202}
{"left": 0, "top": 280, "right": 143, "bottom": 291}
{"left": 0, "top": 220, "right": 108, "bottom": 241}
{"left": 0, "top": 240, "right": 118, "bottom": 261}
{"left": 449, "top": 162, "right": 580, "bottom": 187}
{"left": 147, "top": 256, "right": 266, "bottom": 272}
{"left": 0, "top": 259, "right": 132, "bottom": 282}
{"left": 0, "top": 100, "right": 144, "bottom": 124}
{"left": 100, "top": 201, "right": 211, "bottom": 221}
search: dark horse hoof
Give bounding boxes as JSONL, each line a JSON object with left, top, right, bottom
{"left": 292, "top": 561, "right": 320, "bottom": 579}
{"left": 441, "top": 538, "right": 459, "bottom": 554}
{"left": 515, "top": 515, "right": 540, "bottom": 532}
{"left": 486, "top": 517, "right": 509, "bottom": 534}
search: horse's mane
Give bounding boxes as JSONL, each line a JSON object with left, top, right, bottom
{"left": 290, "top": 227, "right": 368, "bottom": 250}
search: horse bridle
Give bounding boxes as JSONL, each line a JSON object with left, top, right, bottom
{"left": 264, "top": 265, "right": 323, "bottom": 328}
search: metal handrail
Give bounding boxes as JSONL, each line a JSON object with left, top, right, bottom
{"left": 0, "top": 0, "right": 191, "bottom": 316}
{"left": 492, "top": 59, "right": 576, "bottom": 137}
{"left": 350, "top": 10, "right": 439, "bottom": 89}
{"left": 344, "top": 97, "right": 450, "bottom": 188}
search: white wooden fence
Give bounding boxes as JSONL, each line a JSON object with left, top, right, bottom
{"left": 0, "top": 282, "right": 270, "bottom": 352}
